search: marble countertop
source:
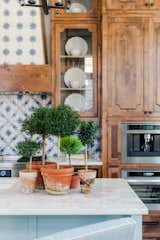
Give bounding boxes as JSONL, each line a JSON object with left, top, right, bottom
{"left": 0, "top": 178, "right": 148, "bottom": 216}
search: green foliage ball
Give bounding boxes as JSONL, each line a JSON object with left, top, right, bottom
{"left": 78, "top": 121, "right": 99, "bottom": 146}
{"left": 50, "top": 105, "right": 80, "bottom": 137}
{"left": 16, "top": 140, "right": 41, "bottom": 158}
{"left": 60, "top": 136, "right": 82, "bottom": 156}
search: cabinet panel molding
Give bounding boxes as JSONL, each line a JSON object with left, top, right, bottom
{"left": 107, "top": 17, "right": 146, "bottom": 116}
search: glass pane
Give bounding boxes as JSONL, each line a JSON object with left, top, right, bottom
{"left": 60, "top": 29, "right": 93, "bottom": 112}
{"left": 66, "top": 0, "right": 93, "bottom": 13}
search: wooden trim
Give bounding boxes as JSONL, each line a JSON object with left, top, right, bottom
{"left": 0, "top": 65, "right": 51, "bottom": 92}
{"left": 143, "top": 211, "right": 160, "bottom": 239}
{"left": 51, "top": 0, "right": 100, "bottom": 20}
{"left": 40, "top": 9, "right": 48, "bottom": 64}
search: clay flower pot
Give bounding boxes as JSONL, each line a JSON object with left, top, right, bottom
{"left": 70, "top": 173, "right": 80, "bottom": 189}
{"left": 41, "top": 166, "right": 74, "bottom": 195}
{"left": 19, "top": 169, "right": 38, "bottom": 194}
{"left": 78, "top": 169, "right": 96, "bottom": 194}
{"left": 26, "top": 161, "right": 57, "bottom": 189}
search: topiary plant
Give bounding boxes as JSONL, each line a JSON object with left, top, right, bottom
{"left": 22, "top": 107, "right": 53, "bottom": 165}
{"left": 16, "top": 139, "right": 41, "bottom": 172}
{"left": 78, "top": 121, "right": 99, "bottom": 170}
{"left": 60, "top": 136, "right": 82, "bottom": 165}
{"left": 50, "top": 105, "right": 80, "bottom": 169}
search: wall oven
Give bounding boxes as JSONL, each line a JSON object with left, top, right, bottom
{"left": 122, "top": 123, "right": 160, "bottom": 164}
{"left": 122, "top": 169, "right": 160, "bottom": 211}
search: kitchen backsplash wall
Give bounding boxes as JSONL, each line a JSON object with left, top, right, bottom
{"left": 0, "top": 0, "right": 45, "bottom": 64}
{"left": 0, "top": 93, "right": 101, "bottom": 160}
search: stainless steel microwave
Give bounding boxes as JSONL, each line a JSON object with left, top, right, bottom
{"left": 122, "top": 123, "right": 160, "bottom": 164}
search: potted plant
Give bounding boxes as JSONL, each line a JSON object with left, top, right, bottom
{"left": 60, "top": 136, "right": 82, "bottom": 189}
{"left": 22, "top": 107, "right": 54, "bottom": 165}
{"left": 17, "top": 139, "right": 41, "bottom": 193}
{"left": 22, "top": 108, "right": 57, "bottom": 188}
{"left": 41, "top": 105, "right": 80, "bottom": 195}
{"left": 78, "top": 121, "right": 99, "bottom": 194}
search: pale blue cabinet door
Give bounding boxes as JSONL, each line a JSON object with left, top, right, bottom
{"left": 36, "top": 216, "right": 117, "bottom": 239}
{"left": 0, "top": 216, "right": 36, "bottom": 240}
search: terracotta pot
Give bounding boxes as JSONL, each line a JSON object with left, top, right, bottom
{"left": 19, "top": 169, "right": 38, "bottom": 194}
{"left": 26, "top": 162, "right": 57, "bottom": 189}
{"left": 41, "top": 166, "right": 74, "bottom": 195}
{"left": 78, "top": 169, "right": 96, "bottom": 194}
{"left": 70, "top": 174, "right": 79, "bottom": 189}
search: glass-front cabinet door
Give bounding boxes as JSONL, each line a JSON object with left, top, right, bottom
{"left": 54, "top": 24, "right": 98, "bottom": 118}
{"left": 51, "top": 0, "right": 99, "bottom": 19}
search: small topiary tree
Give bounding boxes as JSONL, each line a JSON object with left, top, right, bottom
{"left": 22, "top": 107, "right": 53, "bottom": 165}
{"left": 78, "top": 121, "right": 99, "bottom": 170}
{"left": 50, "top": 105, "right": 80, "bottom": 169}
{"left": 16, "top": 139, "right": 41, "bottom": 172}
{"left": 60, "top": 136, "right": 82, "bottom": 165}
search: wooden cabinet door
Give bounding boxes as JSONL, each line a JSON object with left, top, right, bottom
{"left": 107, "top": 17, "right": 148, "bottom": 116}
{"left": 152, "top": 18, "right": 160, "bottom": 115}
{"left": 105, "top": 0, "right": 149, "bottom": 10}
{"left": 53, "top": 23, "right": 98, "bottom": 118}
{"left": 108, "top": 122, "right": 121, "bottom": 164}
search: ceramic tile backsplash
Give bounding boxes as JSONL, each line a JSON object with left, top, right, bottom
{"left": 0, "top": 93, "right": 101, "bottom": 159}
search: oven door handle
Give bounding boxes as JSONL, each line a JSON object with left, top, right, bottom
{"left": 127, "top": 179, "right": 160, "bottom": 185}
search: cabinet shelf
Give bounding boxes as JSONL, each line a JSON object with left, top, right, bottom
{"left": 60, "top": 55, "right": 92, "bottom": 59}
{"left": 53, "top": 22, "right": 98, "bottom": 118}
{"left": 61, "top": 88, "right": 92, "bottom": 91}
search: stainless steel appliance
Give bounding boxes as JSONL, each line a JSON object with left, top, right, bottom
{"left": 122, "top": 169, "right": 160, "bottom": 211}
{"left": 0, "top": 156, "right": 25, "bottom": 177}
{"left": 122, "top": 123, "right": 160, "bottom": 164}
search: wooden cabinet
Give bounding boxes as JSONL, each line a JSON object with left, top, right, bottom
{"left": 52, "top": 22, "right": 99, "bottom": 118}
{"left": 104, "top": 0, "right": 160, "bottom": 10}
{"left": 104, "top": 0, "right": 150, "bottom": 10}
{"left": 108, "top": 121, "right": 121, "bottom": 164}
{"left": 51, "top": 0, "right": 100, "bottom": 20}
{"left": 107, "top": 17, "right": 148, "bottom": 117}
{"left": 108, "top": 167, "right": 121, "bottom": 178}
{"left": 152, "top": 18, "right": 160, "bottom": 115}
{"left": 143, "top": 211, "right": 160, "bottom": 239}
{"left": 104, "top": 15, "right": 160, "bottom": 117}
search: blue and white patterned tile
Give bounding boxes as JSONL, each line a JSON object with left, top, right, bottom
{"left": 0, "top": 0, "right": 45, "bottom": 64}
{"left": 0, "top": 93, "right": 101, "bottom": 159}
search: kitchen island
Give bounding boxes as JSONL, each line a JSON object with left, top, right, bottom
{"left": 0, "top": 178, "right": 148, "bottom": 240}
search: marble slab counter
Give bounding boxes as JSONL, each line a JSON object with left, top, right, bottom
{"left": 0, "top": 178, "right": 148, "bottom": 216}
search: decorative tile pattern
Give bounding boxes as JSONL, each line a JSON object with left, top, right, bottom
{"left": 0, "top": 0, "right": 45, "bottom": 64}
{"left": 0, "top": 94, "right": 101, "bottom": 159}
